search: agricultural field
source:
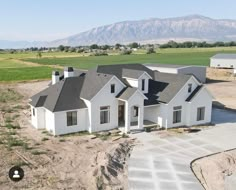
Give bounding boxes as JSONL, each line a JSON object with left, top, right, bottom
{"left": 1, "top": 47, "right": 236, "bottom": 82}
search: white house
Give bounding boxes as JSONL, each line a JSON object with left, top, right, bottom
{"left": 210, "top": 54, "right": 236, "bottom": 68}
{"left": 29, "top": 64, "right": 213, "bottom": 136}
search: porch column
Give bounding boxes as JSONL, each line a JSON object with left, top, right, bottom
{"left": 138, "top": 106, "right": 144, "bottom": 129}
{"left": 125, "top": 101, "right": 130, "bottom": 133}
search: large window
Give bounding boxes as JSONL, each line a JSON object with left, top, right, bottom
{"left": 197, "top": 107, "right": 205, "bottom": 121}
{"left": 100, "top": 106, "right": 110, "bottom": 124}
{"left": 111, "top": 84, "right": 115, "bottom": 93}
{"left": 67, "top": 111, "right": 77, "bottom": 126}
{"left": 173, "top": 106, "right": 182, "bottom": 124}
{"left": 141, "top": 79, "right": 145, "bottom": 91}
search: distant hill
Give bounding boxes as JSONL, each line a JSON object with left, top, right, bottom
{"left": 2, "top": 15, "right": 236, "bottom": 48}
{"left": 49, "top": 15, "right": 236, "bottom": 46}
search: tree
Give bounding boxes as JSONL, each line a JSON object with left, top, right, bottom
{"left": 58, "top": 45, "right": 65, "bottom": 51}
{"left": 115, "top": 43, "right": 121, "bottom": 49}
{"left": 120, "top": 49, "right": 132, "bottom": 55}
{"left": 146, "top": 47, "right": 156, "bottom": 54}
{"left": 90, "top": 44, "right": 99, "bottom": 49}
{"left": 36, "top": 51, "right": 42, "bottom": 58}
{"left": 129, "top": 42, "right": 139, "bottom": 49}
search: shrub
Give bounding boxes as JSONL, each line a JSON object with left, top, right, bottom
{"left": 5, "top": 124, "right": 20, "bottom": 129}
{"left": 120, "top": 49, "right": 132, "bottom": 55}
{"left": 146, "top": 47, "right": 156, "bottom": 54}
{"left": 7, "top": 137, "right": 24, "bottom": 147}
{"left": 31, "top": 150, "right": 46, "bottom": 155}
{"left": 41, "top": 137, "right": 49, "bottom": 141}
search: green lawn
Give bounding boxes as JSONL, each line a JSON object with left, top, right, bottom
{"left": 23, "top": 50, "right": 236, "bottom": 70}
{"left": 0, "top": 59, "right": 32, "bottom": 68}
{"left": 0, "top": 66, "right": 55, "bottom": 82}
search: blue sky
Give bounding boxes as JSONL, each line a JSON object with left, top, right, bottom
{"left": 1, "top": 0, "right": 236, "bottom": 41}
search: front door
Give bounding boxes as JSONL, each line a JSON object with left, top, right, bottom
{"left": 118, "top": 105, "right": 125, "bottom": 126}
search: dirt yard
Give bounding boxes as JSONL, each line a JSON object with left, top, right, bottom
{"left": 206, "top": 68, "right": 236, "bottom": 110}
{"left": 0, "top": 81, "right": 134, "bottom": 190}
{"left": 192, "top": 149, "right": 236, "bottom": 190}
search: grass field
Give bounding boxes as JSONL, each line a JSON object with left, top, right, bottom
{"left": 0, "top": 66, "right": 55, "bottom": 82}
{"left": 23, "top": 49, "right": 236, "bottom": 70}
{"left": 1, "top": 47, "right": 236, "bottom": 82}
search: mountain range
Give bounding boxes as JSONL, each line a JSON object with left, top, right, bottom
{"left": 2, "top": 15, "right": 236, "bottom": 49}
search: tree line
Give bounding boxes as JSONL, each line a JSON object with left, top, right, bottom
{"left": 159, "top": 41, "right": 236, "bottom": 48}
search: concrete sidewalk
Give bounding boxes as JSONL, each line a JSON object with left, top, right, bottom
{"left": 128, "top": 109, "right": 236, "bottom": 190}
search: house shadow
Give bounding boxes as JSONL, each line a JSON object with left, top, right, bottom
{"left": 206, "top": 78, "right": 230, "bottom": 84}
{"left": 212, "top": 102, "right": 236, "bottom": 125}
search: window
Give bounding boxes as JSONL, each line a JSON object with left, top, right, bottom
{"left": 111, "top": 84, "right": 115, "bottom": 93}
{"left": 141, "top": 79, "right": 145, "bottom": 91}
{"left": 188, "top": 84, "right": 192, "bottom": 93}
{"left": 197, "top": 107, "right": 205, "bottom": 121}
{"left": 33, "top": 108, "right": 35, "bottom": 116}
{"left": 100, "top": 106, "right": 110, "bottom": 124}
{"left": 133, "top": 106, "right": 139, "bottom": 117}
{"left": 173, "top": 106, "right": 182, "bottom": 124}
{"left": 67, "top": 111, "right": 77, "bottom": 126}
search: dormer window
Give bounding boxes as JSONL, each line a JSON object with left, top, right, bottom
{"left": 111, "top": 84, "right": 115, "bottom": 93}
{"left": 141, "top": 79, "right": 145, "bottom": 91}
{"left": 188, "top": 84, "right": 192, "bottom": 93}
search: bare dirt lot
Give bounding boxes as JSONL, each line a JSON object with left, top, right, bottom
{"left": 0, "top": 81, "right": 134, "bottom": 190}
{"left": 192, "top": 149, "right": 236, "bottom": 190}
{"left": 206, "top": 68, "right": 236, "bottom": 110}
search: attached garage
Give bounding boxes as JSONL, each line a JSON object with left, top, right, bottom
{"left": 144, "top": 63, "right": 206, "bottom": 83}
{"left": 210, "top": 54, "right": 236, "bottom": 68}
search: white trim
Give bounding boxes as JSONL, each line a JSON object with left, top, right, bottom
{"left": 128, "top": 89, "right": 148, "bottom": 101}
{"left": 90, "top": 75, "right": 126, "bottom": 102}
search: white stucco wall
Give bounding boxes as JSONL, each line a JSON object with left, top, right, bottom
{"left": 31, "top": 106, "right": 46, "bottom": 129}
{"left": 88, "top": 77, "right": 125, "bottom": 132}
{"left": 125, "top": 91, "right": 145, "bottom": 131}
{"left": 144, "top": 105, "right": 159, "bottom": 123}
{"left": 186, "top": 88, "right": 212, "bottom": 126}
{"left": 137, "top": 73, "right": 151, "bottom": 94}
{"left": 165, "top": 77, "right": 202, "bottom": 128}
{"left": 45, "top": 108, "right": 55, "bottom": 134}
{"left": 53, "top": 109, "right": 89, "bottom": 135}
{"left": 210, "top": 58, "right": 236, "bottom": 68}
{"left": 126, "top": 78, "right": 138, "bottom": 88}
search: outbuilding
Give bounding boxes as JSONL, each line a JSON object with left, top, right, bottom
{"left": 210, "top": 54, "right": 236, "bottom": 68}
{"left": 144, "top": 63, "right": 206, "bottom": 83}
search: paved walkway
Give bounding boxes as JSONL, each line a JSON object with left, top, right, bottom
{"left": 128, "top": 109, "right": 236, "bottom": 190}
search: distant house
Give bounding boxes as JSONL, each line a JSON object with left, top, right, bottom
{"left": 210, "top": 54, "right": 236, "bottom": 68}
{"left": 29, "top": 64, "right": 213, "bottom": 136}
{"left": 144, "top": 63, "right": 207, "bottom": 83}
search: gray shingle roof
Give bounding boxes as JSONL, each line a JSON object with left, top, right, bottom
{"left": 97, "top": 64, "right": 154, "bottom": 80}
{"left": 30, "top": 76, "right": 87, "bottom": 112}
{"left": 152, "top": 71, "right": 192, "bottom": 103}
{"left": 116, "top": 87, "right": 138, "bottom": 100}
{"left": 31, "top": 64, "right": 194, "bottom": 112}
{"left": 211, "top": 53, "right": 236, "bottom": 59}
{"left": 80, "top": 69, "right": 113, "bottom": 100}
{"left": 122, "top": 68, "right": 146, "bottom": 79}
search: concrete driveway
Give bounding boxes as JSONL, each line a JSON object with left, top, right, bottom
{"left": 128, "top": 108, "right": 236, "bottom": 190}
